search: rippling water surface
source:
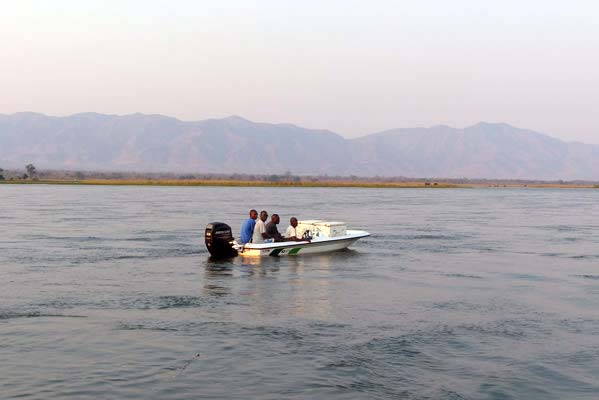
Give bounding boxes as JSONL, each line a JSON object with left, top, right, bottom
{"left": 1, "top": 185, "right": 599, "bottom": 399}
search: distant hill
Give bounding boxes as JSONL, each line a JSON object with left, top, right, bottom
{"left": 351, "top": 123, "right": 599, "bottom": 179}
{"left": 0, "top": 112, "right": 598, "bottom": 179}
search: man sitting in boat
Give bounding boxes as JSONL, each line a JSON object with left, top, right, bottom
{"left": 285, "top": 217, "right": 308, "bottom": 241}
{"left": 239, "top": 209, "right": 257, "bottom": 244}
{"left": 252, "top": 210, "right": 269, "bottom": 244}
{"left": 264, "top": 214, "right": 284, "bottom": 242}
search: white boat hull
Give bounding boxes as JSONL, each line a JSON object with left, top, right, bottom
{"left": 237, "top": 230, "right": 369, "bottom": 257}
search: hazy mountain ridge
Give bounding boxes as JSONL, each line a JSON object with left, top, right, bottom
{"left": 0, "top": 112, "right": 598, "bottom": 179}
{"left": 351, "top": 123, "right": 599, "bottom": 179}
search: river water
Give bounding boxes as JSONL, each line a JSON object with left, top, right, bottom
{"left": 1, "top": 185, "right": 599, "bottom": 399}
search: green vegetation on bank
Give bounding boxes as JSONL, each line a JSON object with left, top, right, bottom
{"left": 0, "top": 163, "right": 463, "bottom": 188}
{"left": 1, "top": 164, "right": 598, "bottom": 188}
{"left": 0, "top": 178, "right": 464, "bottom": 188}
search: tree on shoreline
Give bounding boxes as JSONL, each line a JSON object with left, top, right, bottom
{"left": 0, "top": 168, "right": 4, "bottom": 181}
{"left": 25, "top": 164, "right": 38, "bottom": 180}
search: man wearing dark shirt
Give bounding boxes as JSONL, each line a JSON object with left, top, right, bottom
{"left": 265, "top": 214, "right": 284, "bottom": 242}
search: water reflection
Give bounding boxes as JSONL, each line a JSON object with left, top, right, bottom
{"left": 203, "top": 259, "right": 234, "bottom": 297}
{"left": 202, "top": 254, "right": 334, "bottom": 320}
{"left": 289, "top": 255, "right": 333, "bottom": 320}
{"left": 204, "top": 258, "right": 235, "bottom": 273}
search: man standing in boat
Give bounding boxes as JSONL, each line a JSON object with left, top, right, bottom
{"left": 239, "top": 209, "right": 257, "bottom": 244}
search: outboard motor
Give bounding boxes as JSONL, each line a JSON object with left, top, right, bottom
{"left": 205, "top": 222, "right": 238, "bottom": 259}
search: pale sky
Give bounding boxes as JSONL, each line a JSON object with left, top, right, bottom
{"left": 1, "top": 0, "right": 598, "bottom": 142}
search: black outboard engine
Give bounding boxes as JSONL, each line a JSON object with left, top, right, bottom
{"left": 205, "top": 222, "right": 238, "bottom": 259}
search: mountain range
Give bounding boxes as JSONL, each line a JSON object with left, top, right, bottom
{"left": 1, "top": 112, "right": 598, "bottom": 180}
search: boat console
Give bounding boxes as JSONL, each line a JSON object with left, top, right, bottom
{"left": 296, "top": 220, "right": 347, "bottom": 239}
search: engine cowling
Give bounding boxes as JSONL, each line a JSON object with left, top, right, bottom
{"left": 205, "top": 222, "right": 238, "bottom": 259}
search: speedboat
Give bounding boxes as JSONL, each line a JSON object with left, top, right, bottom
{"left": 205, "top": 220, "right": 369, "bottom": 258}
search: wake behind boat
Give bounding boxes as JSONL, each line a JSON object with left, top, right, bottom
{"left": 205, "top": 220, "right": 369, "bottom": 258}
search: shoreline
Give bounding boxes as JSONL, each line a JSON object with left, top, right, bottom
{"left": 0, "top": 179, "right": 465, "bottom": 188}
{"left": 1, "top": 179, "right": 598, "bottom": 189}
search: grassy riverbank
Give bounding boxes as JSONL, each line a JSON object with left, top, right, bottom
{"left": 3, "top": 179, "right": 598, "bottom": 189}
{"left": 1, "top": 178, "right": 466, "bottom": 188}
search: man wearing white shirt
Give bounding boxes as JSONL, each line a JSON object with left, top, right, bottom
{"left": 285, "top": 217, "right": 305, "bottom": 241}
{"left": 252, "top": 210, "right": 269, "bottom": 243}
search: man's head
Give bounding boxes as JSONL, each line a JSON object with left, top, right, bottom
{"left": 249, "top": 209, "right": 257, "bottom": 220}
{"left": 290, "top": 217, "right": 298, "bottom": 228}
{"left": 260, "top": 210, "right": 268, "bottom": 222}
{"left": 271, "top": 214, "right": 280, "bottom": 224}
